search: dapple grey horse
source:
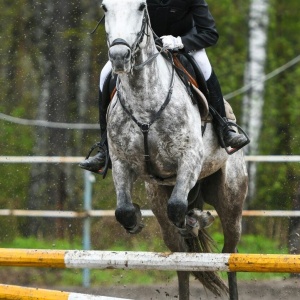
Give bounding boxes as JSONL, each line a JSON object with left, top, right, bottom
{"left": 101, "top": 0, "right": 248, "bottom": 299}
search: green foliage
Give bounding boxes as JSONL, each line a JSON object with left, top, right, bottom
{"left": 1, "top": 236, "right": 82, "bottom": 250}
{"left": 209, "top": 0, "right": 250, "bottom": 114}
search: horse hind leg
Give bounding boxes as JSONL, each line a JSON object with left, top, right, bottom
{"left": 146, "top": 183, "right": 190, "bottom": 300}
{"left": 186, "top": 182, "right": 229, "bottom": 298}
{"left": 147, "top": 182, "right": 226, "bottom": 299}
{"left": 201, "top": 163, "right": 247, "bottom": 300}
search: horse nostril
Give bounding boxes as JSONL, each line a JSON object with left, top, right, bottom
{"left": 125, "top": 49, "right": 131, "bottom": 60}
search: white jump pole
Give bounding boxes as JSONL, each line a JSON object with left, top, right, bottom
{"left": 0, "top": 284, "right": 131, "bottom": 300}
{"left": 1, "top": 249, "right": 300, "bottom": 273}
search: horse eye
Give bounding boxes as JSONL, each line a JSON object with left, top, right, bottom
{"left": 138, "top": 3, "right": 146, "bottom": 11}
{"left": 101, "top": 4, "right": 107, "bottom": 12}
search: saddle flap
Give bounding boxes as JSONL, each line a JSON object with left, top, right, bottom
{"left": 173, "top": 55, "right": 209, "bottom": 120}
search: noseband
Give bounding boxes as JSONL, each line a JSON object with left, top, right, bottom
{"left": 108, "top": 11, "right": 149, "bottom": 68}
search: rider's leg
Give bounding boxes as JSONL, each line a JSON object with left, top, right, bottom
{"left": 191, "top": 49, "right": 248, "bottom": 149}
{"left": 79, "top": 61, "right": 112, "bottom": 173}
{"left": 99, "top": 61, "right": 113, "bottom": 135}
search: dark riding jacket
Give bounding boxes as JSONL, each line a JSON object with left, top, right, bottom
{"left": 147, "top": 0, "right": 219, "bottom": 53}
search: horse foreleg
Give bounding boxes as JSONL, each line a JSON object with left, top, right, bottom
{"left": 167, "top": 162, "right": 202, "bottom": 229}
{"left": 112, "top": 161, "right": 143, "bottom": 233}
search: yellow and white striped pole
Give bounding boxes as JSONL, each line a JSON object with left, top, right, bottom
{"left": 0, "top": 249, "right": 300, "bottom": 273}
{"left": 0, "top": 284, "right": 131, "bottom": 300}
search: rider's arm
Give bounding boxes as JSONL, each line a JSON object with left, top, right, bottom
{"left": 180, "top": 0, "right": 219, "bottom": 53}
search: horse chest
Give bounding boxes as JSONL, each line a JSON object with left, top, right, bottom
{"left": 108, "top": 114, "right": 191, "bottom": 175}
{"left": 107, "top": 86, "right": 203, "bottom": 179}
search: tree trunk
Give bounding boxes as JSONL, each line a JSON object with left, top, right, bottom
{"left": 242, "top": 0, "right": 270, "bottom": 203}
{"left": 25, "top": 1, "right": 94, "bottom": 238}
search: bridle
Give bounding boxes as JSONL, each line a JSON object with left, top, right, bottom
{"left": 107, "top": 9, "right": 169, "bottom": 71}
{"left": 107, "top": 10, "right": 150, "bottom": 70}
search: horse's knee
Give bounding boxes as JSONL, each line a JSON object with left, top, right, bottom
{"left": 167, "top": 199, "right": 188, "bottom": 227}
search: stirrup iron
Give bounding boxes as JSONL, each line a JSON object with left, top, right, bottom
{"left": 84, "top": 132, "right": 111, "bottom": 179}
{"left": 209, "top": 106, "right": 250, "bottom": 154}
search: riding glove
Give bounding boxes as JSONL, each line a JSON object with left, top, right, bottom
{"left": 160, "top": 35, "right": 184, "bottom": 50}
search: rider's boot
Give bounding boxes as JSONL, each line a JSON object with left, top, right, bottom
{"left": 79, "top": 131, "right": 108, "bottom": 174}
{"left": 206, "top": 70, "right": 249, "bottom": 149}
{"left": 79, "top": 88, "right": 109, "bottom": 174}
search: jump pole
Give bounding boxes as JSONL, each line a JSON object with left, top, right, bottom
{"left": 0, "top": 284, "right": 131, "bottom": 300}
{"left": 0, "top": 249, "right": 300, "bottom": 273}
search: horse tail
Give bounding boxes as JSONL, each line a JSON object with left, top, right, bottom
{"left": 186, "top": 181, "right": 229, "bottom": 297}
{"left": 185, "top": 232, "right": 229, "bottom": 296}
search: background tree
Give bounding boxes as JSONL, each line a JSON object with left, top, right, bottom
{"left": 24, "top": 0, "right": 105, "bottom": 238}
{"left": 242, "top": 0, "right": 270, "bottom": 202}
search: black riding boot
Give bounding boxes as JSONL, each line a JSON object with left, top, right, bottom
{"left": 79, "top": 87, "right": 110, "bottom": 175}
{"left": 79, "top": 130, "right": 108, "bottom": 174}
{"left": 206, "top": 70, "right": 249, "bottom": 150}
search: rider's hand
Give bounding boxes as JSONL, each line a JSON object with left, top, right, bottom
{"left": 160, "top": 35, "right": 184, "bottom": 50}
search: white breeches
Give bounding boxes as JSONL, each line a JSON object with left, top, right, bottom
{"left": 99, "top": 60, "right": 113, "bottom": 91}
{"left": 99, "top": 49, "right": 212, "bottom": 91}
{"left": 190, "top": 49, "right": 212, "bottom": 81}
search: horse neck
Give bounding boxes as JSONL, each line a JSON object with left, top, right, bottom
{"left": 118, "top": 37, "right": 171, "bottom": 111}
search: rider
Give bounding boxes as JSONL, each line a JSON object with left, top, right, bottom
{"left": 80, "top": 0, "right": 249, "bottom": 173}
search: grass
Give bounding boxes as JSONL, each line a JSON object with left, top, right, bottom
{"left": 0, "top": 233, "right": 291, "bottom": 287}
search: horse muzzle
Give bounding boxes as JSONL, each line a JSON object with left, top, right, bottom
{"left": 108, "top": 39, "right": 132, "bottom": 73}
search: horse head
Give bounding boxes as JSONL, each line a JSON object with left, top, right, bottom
{"left": 102, "top": 0, "right": 148, "bottom": 73}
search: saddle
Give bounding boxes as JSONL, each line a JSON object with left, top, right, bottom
{"left": 172, "top": 53, "right": 236, "bottom": 123}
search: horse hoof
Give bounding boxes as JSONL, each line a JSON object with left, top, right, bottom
{"left": 167, "top": 200, "right": 188, "bottom": 228}
{"left": 127, "top": 223, "right": 145, "bottom": 234}
{"left": 115, "top": 203, "right": 137, "bottom": 229}
{"left": 125, "top": 203, "right": 145, "bottom": 234}
{"left": 188, "top": 209, "right": 215, "bottom": 229}
{"left": 178, "top": 209, "right": 215, "bottom": 238}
